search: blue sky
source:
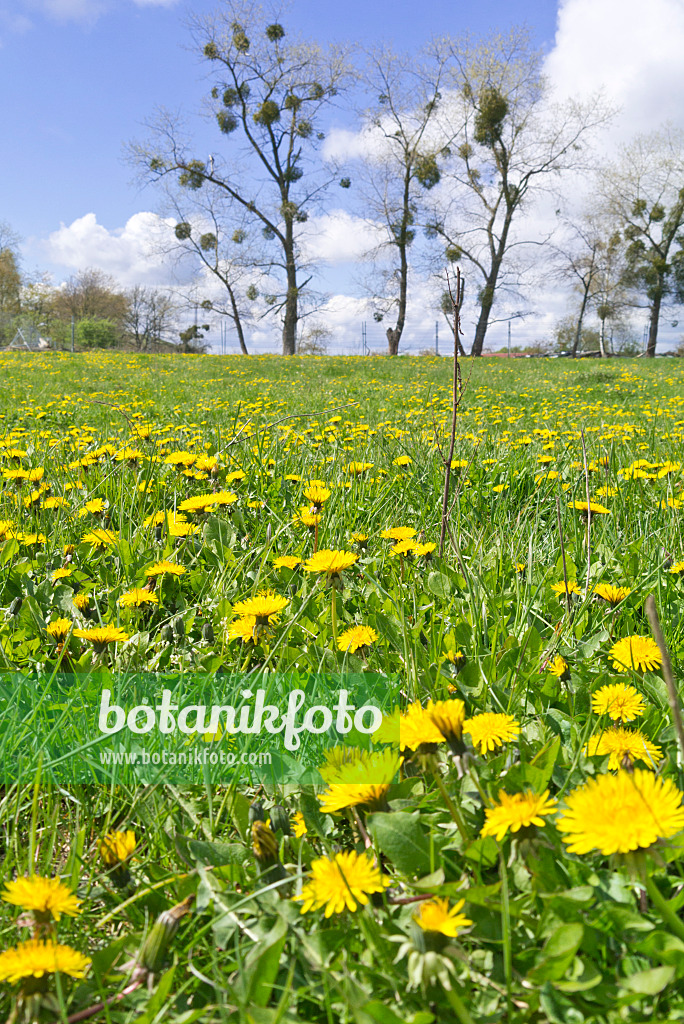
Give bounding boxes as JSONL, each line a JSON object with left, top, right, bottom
{"left": 3, "top": 0, "right": 684, "bottom": 353}
{"left": 2, "top": 0, "right": 556, "bottom": 257}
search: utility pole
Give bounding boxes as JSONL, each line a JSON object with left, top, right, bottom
{"left": 71, "top": 316, "right": 75, "bottom": 354}
{"left": 361, "top": 322, "right": 367, "bottom": 356}
{"left": 508, "top": 321, "right": 511, "bottom": 358}
{"left": 435, "top": 321, "right": 439, "bottom": 357}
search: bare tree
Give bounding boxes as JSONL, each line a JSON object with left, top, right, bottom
{"left": 598, "top": 126, "right": 684, "bottom": 357}
{"left": 351, "top": 47, "right": 450, "bottom": 355}
{"left": 51, "top": 268, "right": 128, "bottom": 324}
{"left": 122, "top": 285, "right": 178, "bottom": 351}
{"left": 425, "top": 28, "right": 611, "bottom": 356}
{"left": 133, "top": 3, "right": 351, "bottom": 355}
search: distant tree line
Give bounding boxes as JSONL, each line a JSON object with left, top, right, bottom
{"left": 0, "top": 252, "right": 206, "bottom": 353}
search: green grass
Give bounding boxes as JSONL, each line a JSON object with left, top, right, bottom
{"left": 1, "top": 352, "right": 684, "bottom": 1021}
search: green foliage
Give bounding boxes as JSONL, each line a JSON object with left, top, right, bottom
{"left": 178, "top": 160, "right": 206, "bottom": 190}
{"left": 473, "top": 86, "right": 509, "bottom": 146}
{"left": 217, "top": 110, "right": 238, "bottom": 135}
{"left": 75, "top": 316, "right": 119, "bottom": 349}
{"left": 265, "top": 22, "right": 285, "bottom": 42}
{"left": 414, "top": 153, "right": 440, "bottom": 190}
{"left": 253, "top": 100, "right": 281, "bottom": 127}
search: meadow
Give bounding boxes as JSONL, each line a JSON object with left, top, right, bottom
{"left": 1, "top": 350, "right": 684, "bottom": 1022}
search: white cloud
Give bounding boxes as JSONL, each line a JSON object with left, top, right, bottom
{"left": 38, "top": 212, "right": 191, "bottom": 287}
{"left": 545, "top": 0, "right": 684, "bottom": 140}
{"left": 299, "top": 210, "right": 386, "bottom": 263}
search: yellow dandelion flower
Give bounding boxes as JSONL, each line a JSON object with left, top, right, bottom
{"left": 0, "top": 939, "right": 91, "bottom": 984}
{"left": 302, "top": 549, "right": 358, "bottom": 578}
{"left": 99, "top": 830, "right": 136, "bottom": 867}
{"left": 303, "top": 483, "right": 331, "bottom": 506}
{"left": 73, "top": 626, "right": 130, "bottom": 645}
{"left": 294, "top": 506, "right": 321, "bottom": 528}
{"left": 380, "top": 527, "right": 416, "bottom": 541}
{"left": 295, "top": 850, "right": 389, "bottom": 917}
{"left": 227, "top": 616, "right": 259, "bottom": 643}
{"left": 232, "top": 591, "right": 289, "bottom": 624}
{"left": 391, "top": 539, "right": 418, "bottom": 556}
{"left": 568, "top": 500, "right": 611, "bottom": 514}
{"left": 145, "top": 560, "right": 186, "bottom": 577}
{"left": 337, "top": 624, "right": 378, "bottom": 652}
{"left": 51, "top": 567, "right": 73, "bottom": 582}
{"left": 292, "top": 812, "right": 307, "bottom": 838}
{"left": 480, "top": 790, "right": 558, "bottom": 841}
{"left": 669, "top": 561, "right": 684, "bottom": 575}
{"left": 463, "top": 712, "right": 520, "bottom": 754}
{"left": 46, "top": 618, "right": 72, "bottom": 641}
{"left": 413, "top": 542, "right": 436, "bottom": 557}
{"left": 593, "top": 583, "right": 631, "bottom": 604}
{"left": 273, "top": 555, "right": 301, "bottom": 570}
{"left": 317, "top": 748, "right": 401, "bottom": 786}
{"left": 584, "top": 725, "right": 662, "bottom": 770}
{"left": 318, "top": 783, "right": 391, "bottom": 814}
{"left": 426, "top": 699, "right": 466, "bottom": 744}
{"left": 72, "top": 593, "right": 89, "bottom": 611}
{"left": 76, "top": 498, "right": 105, "bottom": 517}
{"left": 592, "top": 683, "right": 646, "bottom": 722}
{"left": 413, "top": 897, "right": 472, "bottom": 937}
{"left": 550, "top": 580, "right": 581, "bottom": 597}
{"left": 2, "top": 876, "right": 81, "bottom": 921}
{"left": 609, "top": 635, "right": 662, "bottom": 673}
{"left": 393, "top": 455, "right": 412, "bottom": 467}
{"left": 118, "top": 588, "right": 159, "bottom": 608}
{"left": 547, "top": 654, "right": 569, "bottom": 678}
{"left": 398, "top": 701, "right": 444, "bottom": 750}
{"left": 82, "top": 529, "right": 118, "bottom": 547}
{"left": 557, "top": 769, "right": 684, "bottom": 855}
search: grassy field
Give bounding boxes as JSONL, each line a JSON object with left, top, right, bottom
{"left": 2, "top": 351, "right": 684, "bottom": 1022}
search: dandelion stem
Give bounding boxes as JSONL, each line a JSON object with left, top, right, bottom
{"left": 499, "top": 849, "right": 513, "bottom": 1020}
{"left": 581, "top": 429, "right": 592, "bottom": 598}
{"left": 445, "top": 987, "right": 477, "bottom": 1024}
{"left": 331, "top": 588, "right": 338, "bottom": 648}
{"left": 643, "top": 873, "right": 684, "bottom": 945}
{"left": 555, "top": 492, "right": 571, "bottom": 619}
{"left": 433, "top": 771, "right": 470, "bottom": 843}
{"left": 644, "top": 595, "right": 684, "bottom": 764}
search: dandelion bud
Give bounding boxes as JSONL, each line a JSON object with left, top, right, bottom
{"left": 251, "top": 821, "right": 287, "bottom": 883}
{"left": 139, "top": 896, "right": 195, "bottom": 974}
{"left": 202, "top": 621, "right": 215, "bottom": 643}
{"left": 161, "top": 624, "right": 175, "bottom": 644}
{"left": 8, "top": 597, "right": 22, "bottom": 617}
{"left": 269, "top": 805, "right": 291, "bottom": 836}
{"left": 248, "top": 800, "right": 266, "bottom": 824}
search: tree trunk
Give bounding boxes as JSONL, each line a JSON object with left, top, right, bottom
{"left": 471, "top": 279, "right": 495, "bottom": 357}
{"left": 282, "top": 222, "right": 297, "bottom": 356}
{"left": 387, "top": 241, "right": 408, "bottom": 356}
{"left": 386, "top": 327, "right": 400, "bottom": 355}
{"left": 572, "top": 287, "right": 590, "bottom": 358}
{"left": 227, "top": 284, "right": 249, "bottom": 356}
{"left": 598, "top": 316, "right": 607, "bottom": 358}
{"left": 646, "top": 291, "right": 662, "bottom": 357}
